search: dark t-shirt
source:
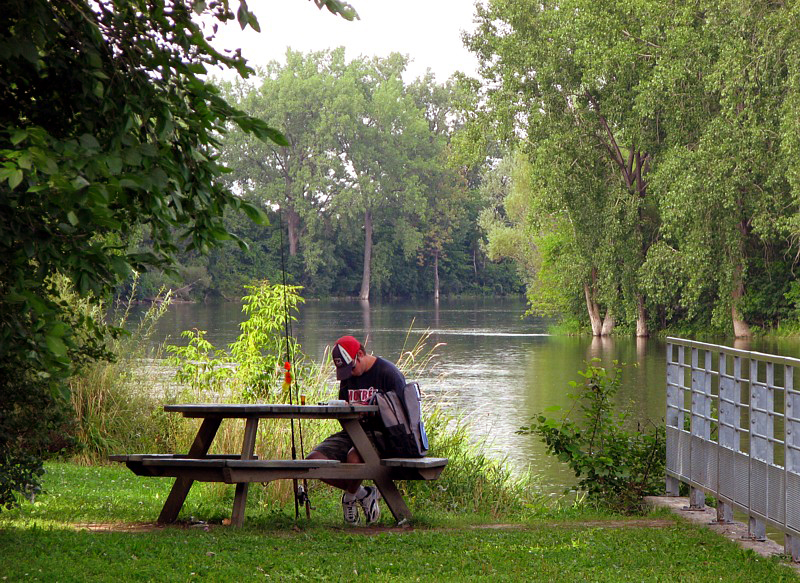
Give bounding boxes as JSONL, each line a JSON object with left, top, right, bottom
{"left": 338, "top": 356, "right": 406, "bottom": 405}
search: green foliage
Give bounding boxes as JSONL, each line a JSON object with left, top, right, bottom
{"left": 68, "top": 280, "right": 174, "bottom": 462}
{"left": 230, "top": 281, "right": 305, "bottom": 400}
{"left": 167, "top": 330, "right": 232, "bottom": 396}
{"left": 167, "top": 281, "right": 305, "bottom": 401}
{"left": 0, "top": 452, "right": 44, "bottom": 510}
{"left": 519, "top": 360, "right": 665, "bottom": 513}
{"left": 0, "top": 273, "right": 114, "bottom": 509}
{"left": 0, "top": 0, "right": 299, "bottom": 511}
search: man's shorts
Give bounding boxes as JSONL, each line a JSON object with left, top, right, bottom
{"left": 311, "top": 429, "right": 384, "bottom": 461}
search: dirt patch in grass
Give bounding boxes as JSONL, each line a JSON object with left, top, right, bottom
{"left": 69, "top": 519, "right": 675, "bottom": 534}
{"left": 545, "top": 519, "right": 677, "bottom": 529}
{"left": 72, "top": 522, "right": 168, "bottom": 533}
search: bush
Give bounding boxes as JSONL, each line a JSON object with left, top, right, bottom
{"left": 518, "top": 359, "right": 665, "bottom": 513}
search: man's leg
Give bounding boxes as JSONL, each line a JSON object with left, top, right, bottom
{"left": 307, "top": 448, "right": 362, "bottom": 493}
{"left": 307, "top": 434, "right": 379, "bottom": 524}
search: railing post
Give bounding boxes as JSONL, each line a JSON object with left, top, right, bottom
{"left": 785, "top": 365, "right": 800, "bottom": 561}
{"left": 748, "top": 359, "right": 767, "bottom": 541}
{"left": 715, "top": 352, "right": 734, "bottom": 524}
{"left": 665, "top": 341, "right": 682, "bottom": 496}
{"left": 688, "top": 348, "right": 711, "bottom": 510}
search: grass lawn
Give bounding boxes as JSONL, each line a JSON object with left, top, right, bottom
{"left": 1, "top": 463, "right": 799, "bottom": 582}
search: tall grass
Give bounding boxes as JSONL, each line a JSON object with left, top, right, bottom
{"left": 67, "top": 278, "right": 173, "bottom": 464}
{"left": 395, "top": 330, "right": 547, "bottom": 518}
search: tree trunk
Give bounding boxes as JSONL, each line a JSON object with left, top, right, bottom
{"left": 287, "top": 208, "right": 300, "bottom": 257}
{"left": 359, "top": 208, "right": 372, "bottom": 301}
{"left": 601, "top": 311, "right": 614, "bottom": 336}
{"left": 636, "top": 293, "right": 648, "bottom": 337}
{"left": 732, "top": 217, "right": 751, "bottom": 338}
{"left": 433, "top": 250, "right": 440, "bottom": 301}
{"left": 584, "top": 282, "right": 603, "bottom": 336}
{"left": 731, "top": 264, "right": 751, "bottom": 338}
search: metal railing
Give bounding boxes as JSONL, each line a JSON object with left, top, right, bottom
{"left": 665, "top": 337, "right": 800, "bottom": 560}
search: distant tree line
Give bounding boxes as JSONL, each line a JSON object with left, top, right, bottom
{"left": 119, "top": 49, "right": 522, "bottom": 303}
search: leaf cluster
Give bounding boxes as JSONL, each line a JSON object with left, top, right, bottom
{"left": 518, "top": 360, "right": 665, "bottom": 513}
{"left": 167, "top": 281, "right": 306, "bottom": 401}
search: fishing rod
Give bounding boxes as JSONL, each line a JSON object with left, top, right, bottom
{"left": 277, "top": 209, "right": 311, "bottom": 520}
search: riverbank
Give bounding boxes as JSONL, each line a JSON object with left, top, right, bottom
{"left": 1, "top": 462, "right": 798, "bottom": 581}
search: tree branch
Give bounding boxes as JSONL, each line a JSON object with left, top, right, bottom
{"left": 621, "top": 29, "right": 662, "bottom": 49}
{"left": 585, "top": 91, "right": 629, "bottom": 181}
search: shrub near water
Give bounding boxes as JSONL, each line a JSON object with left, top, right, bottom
{"left": 519, "top": 359, "right": 665, "bottom": 513}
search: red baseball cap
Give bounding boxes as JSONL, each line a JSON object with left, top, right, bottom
{"left": 332, "top": 335, "right": 361, "bottom": 380}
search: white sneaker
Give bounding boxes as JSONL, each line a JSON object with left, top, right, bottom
{"left": 342, "top": 493, "right": 360, "bottom": 525}
{"left": 358, "top": 486, "right": 381, "bottom": 524}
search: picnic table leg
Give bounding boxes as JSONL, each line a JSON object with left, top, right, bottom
{"left": 339, "top": 419, "right": 413, "bottom": 524}
{"left": 230, "top": 416, "right": 259, "bottom": 527}
{"left": 373, "top": 478, "right": 412, "bottom": 523}
{"left": 158, "top": 417, "right": 222, "bottom": 524}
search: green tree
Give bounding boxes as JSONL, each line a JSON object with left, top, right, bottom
{"left": 467, "top": 0, "right": 665, "bottom": 336}
{"left": 479, "top": 152, "right": 584, "bottom": 322}
{"left": 330, "top": 54, "right": 433, "bottom": 300}
{"left": 0, "top": 0, "right": 354, "bottom": 507}
{"left": 220, "top": 49, "right": 344, "bottom": 277}
{"left": 646, "top": 0, "right": 797, "bottom": 336}
{"left": 409, "top": 75, "right": 473, "bottom": 300}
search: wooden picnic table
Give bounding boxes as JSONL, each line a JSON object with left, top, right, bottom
{"left": 110, "top": 403, "right": 447, "bottom": 527}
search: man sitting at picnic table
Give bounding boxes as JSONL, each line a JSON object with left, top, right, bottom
{"left": 307, "top": 335, "right": 406, "bottom": 525}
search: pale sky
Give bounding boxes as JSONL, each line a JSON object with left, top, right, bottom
{"left": 208, "top": 0, "right": 481, "bottom": 82}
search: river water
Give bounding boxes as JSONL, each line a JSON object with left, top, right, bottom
{"left": 136, "top": 297, "right": 800, "bottom": 494}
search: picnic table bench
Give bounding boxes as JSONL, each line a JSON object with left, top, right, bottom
{"left": 110, "top": 403, "right": 447, "bottom": 527}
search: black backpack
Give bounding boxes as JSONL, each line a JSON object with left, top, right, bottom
{"left": 369, "top": 382, "right": 429, "bottom": 458}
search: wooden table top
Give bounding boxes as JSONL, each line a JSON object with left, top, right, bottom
{"left": 164, "top": 403, "right": 378, "bottom": 419}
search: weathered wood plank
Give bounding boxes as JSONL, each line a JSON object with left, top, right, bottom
{"left": 226, "top": 459, "right": 341, "bottom": 469}
{"left": 381, "top": 457, "right": 448, "bottom": 468}
{"left": 111, "top": 454, "right": 257, "bottom": 462}
{"left": 164, "top": 403, "right": 377, "bottom": 419}
{"left": 141, "top": 458, "right": 227, "bottom": 468}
